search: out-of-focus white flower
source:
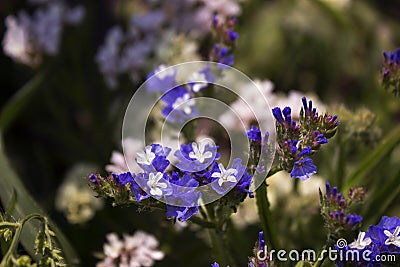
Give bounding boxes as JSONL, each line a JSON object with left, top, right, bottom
{"left": 267, "top": 171, "right": 325, "bottom": 210}
{"left": 97, "top": 231, "right": 164, "bottom": 267}
{"left": 2, "top": 14, "right": 34, "bottom": 65}
{"left": 231, "top": 197, "right": 259, "bottom": 228}
{"left": 219, "top": 79, "right": 325, "bottom": 130}
{"left": 55, "top": 164, "right": 103, "bottom": 224}
{"left": 219, "top": 79, "right": 275, "bottom": 130}
{"left": 2, "top": 1, "right": 85, "bottom": 66}
{"left": 106, "top": 138, "right": 143, "bottom": 174}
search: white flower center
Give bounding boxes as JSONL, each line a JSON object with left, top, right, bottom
{"left": 349, "top": 232, "right": 371, "bottom": 249}
{"left": 172, "top": 93, "right": 194, "bottom": 115}
{"left": 384, "top": 226, "right": 400, "bottom": 247}
{"left": 147, "top": 172, "right": 167, "bottom": 196}
{"left": 155, "top": 64, "right": 175, "bottom": 79}
{"left": 188, "top": 141, "right": 213, "bottom": 163}
{"left": 211, "top": 163, "right": 238, "bottom": 186}
{"left": 188, "top": 72, "right": 208, "bottom": 93}
{"left": 136, "top": 146, "right": 155, "bottom": 165}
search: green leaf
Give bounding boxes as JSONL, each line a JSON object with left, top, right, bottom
{"left": 0, "top": 72, "right": 45, "bottom": 132}
{"left": 5, "top": 189, "right": 17, "bottom": 220}
{"left": 343, "top": 125, "right": 400, "bottom": 192}
{"left": 0, "top": 133, "right": 79, "bottom": 265}
{"left": 295, "top": 261, "right": 313, "bottom": 267}
{"left": 362, "top": 169, "right": 400, "bottom": 226}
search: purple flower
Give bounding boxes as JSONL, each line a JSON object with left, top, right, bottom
{"left": 112, "top": 172, "right": 134, "bottom": 186}
{"left": 247, "top": 126, "right": 262, "bottom": 142}
{"left": 213, "top": 44, "right": 234, "bottom": 68}
{"left": 146, "top": 65, "right": 177, "bottom": 92}
{"left": 166, "top": 173, "right": 201, "bottom": 221}
{"left": 210, "top": 158, "right": 247, "bottom": 195}
{"left": 134, "top": 172, "right": 172, "bottom": 198}
{"left": 187, "top": 67, "right": 215, "bottom": 93}
{"left": 290, "top": 157, "right": 317, "bottom": 180}
{"left": 174, "top": 140, "right": 220, "bottom": 172}
{"left": 136, "top": 144, "right": 171, "bottom": 173}
{"left": 366, "top": 216, "right": 400, "bottom": 254}
{"left": 161, "top": 86, "right": 198, "bottom": 123}
{"left": 272, "top": 107, "right": 298, "bottom": 130}
{"left": 89, "top": 173, "right": 99, "bottom": 185}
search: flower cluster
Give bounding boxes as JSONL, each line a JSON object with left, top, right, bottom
{"left": 381, "top": 48, "right": 400, "bottom": 96}
{"left": 96, "top": 0, "right": 241, "bottom": 89}
{"left": 209, "top": 15, "right": 238, "bottom": 67}
{"left": 320, "top": 182, "right": 364, "bottom": 239}
{"left": 2, "top": 1, "right": 84, "bottom": 66}
{"left": 272, "top": 97, "right": 339, "bottom": 180}
{"left": 89, "top": 139, "right": 254, "bottom": 222}
{"left": 337, "top": 216, "right": 400, "bottom": 266}
{"left": 96, "top": 231, "right": 164, "bottom": 267}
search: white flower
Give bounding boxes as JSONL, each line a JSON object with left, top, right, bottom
{"left": 153, "top": 64, "right": 176, "bottom": 79}
{"left": 106, "top": 138, "right": 143, "bottom": 174}
{"left": 136, "top": 146, "right": 156, "bottom": 165}
{"left": 55, "top": 164, "right": 103, "bottom": 224}
{"left": 172, "top": 93, "right": 195, "bottom": 115}
{"left": 97, "top": 231, "right": 164, "bottom": 267}
{"left": 189, "top": 140, "right": 213, "bottom": 163}
{"left": 349, "top": 232, "right": 372, "bottom": 249}
{"left": 147, "top": 172, "right": 168, "bottom": 196}
{"left": 2, "top": 14, "right": 34, "bottom": 65}
{"left": 188, "top": 71, "right": 208, "bottom": 93}
{"left": 212, "top": 163, "right": 237, "bottom": 186}
{"left": 384, "top": 226, "right": 400, "bottom": 247}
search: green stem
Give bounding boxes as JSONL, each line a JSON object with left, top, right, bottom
{"left": 0, "top": 213, "right": 44, "bottom": 266}
{"left": 336, "top": 132, "right": 346, "bottom": 190}
{"left": 188, "top": 216, "right": 215, "bottom": 229}
{"left": 312, "top": 246, "right": 327, "bottom": 267}
{"left": 256, "top": 165, "right": 283, "bottom": 250}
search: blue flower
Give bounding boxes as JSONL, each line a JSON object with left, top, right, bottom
{"left": 213, "top": 44, "right": 234, "bottom": 68}
{"left": 112, "top": 172, "right": 134, "bottom": 186}
{"left": 345, "top": 214, "right": 363, "bottom": 228}
{"left": 135, "top": 172, "right": 172, "bottom": 198}
{"left": 161, "top": 86, "right": 198, "bottom": 123}
{"left": 166, "top": 173, "right": 201, "bottom": 221}
{"left": 272, "top": 107, "right": 298, "bottom": 130}
{"left": 146, "top": 65, "right": 177, "bottom": 92}
{"left": 136, "top": 144, "right": 171, "bottom": 173}
{"left": 210, "top": 158, "right": 246, "bottom": 195}
{"left": 112, "top": 172, "right": 151, "bottom": 202}
{"left": 187, "top": 67, "right": 215, "bottom": 93}
{"left": 247, "top": 126, "right": 262, "bottom": 142}
{"left": 174, "top": 140, "right": 219, "bottom": 172}
{"left": 290, "top": 157, "right": 317, "bottom": 180}
{"left": 366, "top": 216, "right": 400, "bottom": 254}
{"left": 89, "top": 173, "right": 99, "bottom": 185}
{"left": 130, "top": 175, "right": 151, "bottom": 202}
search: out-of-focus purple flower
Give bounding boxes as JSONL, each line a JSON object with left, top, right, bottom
{"left": 147, "top": 65, "right": 177, "bottom": 92}
{"left": 247, "top": 126, "right": 262, "bottom": 142}
{"left": 161, "top": 86, "right": 198, "bottom": 123}
{"left": 3, "top": 2, "right": 85, "bottom": 66}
